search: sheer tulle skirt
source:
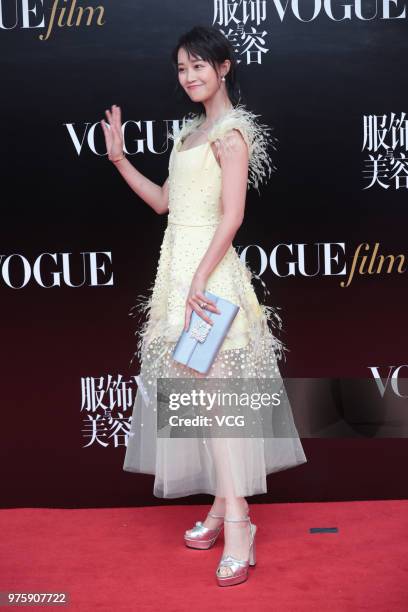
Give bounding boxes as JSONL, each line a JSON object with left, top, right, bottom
{"left": 123, "top": 329, "right": 307, "bottom": 498}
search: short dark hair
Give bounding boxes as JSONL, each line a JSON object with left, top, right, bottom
{"left": 171, "top": 25, "right": 243, "bottom": 113}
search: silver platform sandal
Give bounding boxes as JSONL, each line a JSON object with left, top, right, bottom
{"left": 184, "top": 511, "right": 224, "bottom": 550}
{"left": 215, "top": 515, "right": 257, "bottom": 586}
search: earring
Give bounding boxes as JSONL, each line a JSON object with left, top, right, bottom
{"left": 221, "top": 75, "right": 226, "bottom": 81}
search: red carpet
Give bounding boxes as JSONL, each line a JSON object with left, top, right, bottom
{"left": 1, "top": 500, "right": 407, "bottom": 611}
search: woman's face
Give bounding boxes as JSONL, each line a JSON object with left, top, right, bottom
{"left": 177, "top": 47, "right": 224, "bottom": 102}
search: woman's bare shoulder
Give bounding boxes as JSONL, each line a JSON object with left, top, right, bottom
{"left": 207, "top": 104, "right": 278, "bottom": 192}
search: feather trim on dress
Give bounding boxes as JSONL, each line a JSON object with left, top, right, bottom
{"left": 168, "top": 103, "right": 278, "bottom": 193}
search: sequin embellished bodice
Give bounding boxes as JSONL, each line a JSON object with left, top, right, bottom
{"left": 167, "top": 140, "right": 222, "bottom": 226}
{"left": 167, "top": 104, "right": 277, "bottom": 226}
{"left": 166, "top": 103, "right": 277, "bottom": 226}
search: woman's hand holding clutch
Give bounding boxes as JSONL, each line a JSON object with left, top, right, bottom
{"left": 184, "top": 273, "right": 221, "bottom": 332}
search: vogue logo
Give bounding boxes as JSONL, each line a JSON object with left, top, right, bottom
{"left": 0, "top": 0, "right": 105, "bottom": 41}
{"left": 237, "top": 241, "right": 407, "bottom": 287}
{"left": 369, "top": 365, "right": 408, "bottom": 398}
{"left": 65, "top": 119, "right": 179, "bottom": 157}
{"left": 1, "top": 0, "right": 404, "bottom": 43}
{"left": 265, "top": 0, "right": 407, "bottom": 21}
{"left": 0, "top": 252, "right": 113, "bottom": 288}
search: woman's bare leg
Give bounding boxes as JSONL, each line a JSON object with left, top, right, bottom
{"left": 193, "top": 368, "right": 252, "bottom": 573}
{"left": 202, "top": 496, "right": 225, "bottom": 529}
{"left": 206, "top": 437, "right": 252, "bottom": 576}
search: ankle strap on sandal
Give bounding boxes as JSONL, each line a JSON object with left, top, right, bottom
{"left": 224, "top": 515, "right": 250, "bottom": 523}
{"left": 207, "top": 511, "right": 224, "bottom": 519}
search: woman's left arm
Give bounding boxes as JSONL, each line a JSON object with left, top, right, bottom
{"left": 184, "top": 129, "right": 249, "bottom": 331}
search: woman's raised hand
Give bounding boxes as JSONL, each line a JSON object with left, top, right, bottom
{"left": 101, "top": 104, "right": 125, "bottom": 161}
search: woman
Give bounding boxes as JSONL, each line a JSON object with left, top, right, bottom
{"left": 101, "top": 25, "right": 307, "bottom": 587}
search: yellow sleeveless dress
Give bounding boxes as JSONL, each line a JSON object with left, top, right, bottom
{"left": 123, "top": 104, "right": 307, "bottom": 498}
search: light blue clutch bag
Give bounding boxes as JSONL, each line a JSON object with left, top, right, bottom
{"left": 172, "top": 290, "right": 240, "bottom": 374}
